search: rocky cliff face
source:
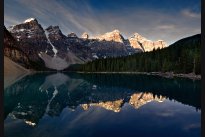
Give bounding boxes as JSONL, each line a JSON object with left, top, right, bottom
{"left": 7, "top": 18, "right": 53, "bottom": 70}
{"left": 6, "top": 18, "right": 167, "bottom": 70}
{"left": 128, "top": 33, "right": 167, "bottom": 52}
{"left": 4, "top": 26, "right": 31, "bottom": 69}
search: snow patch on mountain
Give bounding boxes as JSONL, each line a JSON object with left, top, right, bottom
{"left": 7, "top": 25, "right": 15, "bottom": 31}
{"left": 24, "top": 18, "right": 36, "bottom": 23}
{"left": 38, "top": 29, "right": 84, "bottom": 70}
{"left": 45, "top": 30, "right": 58, "bottom": 56}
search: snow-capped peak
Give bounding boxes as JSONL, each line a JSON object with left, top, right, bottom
{"left": 93, "top": 29, "right": 124, "bottom": 43}
{"left": 112, "top": 29, "right": 120, "bottom": 33}
{"left": 24, "top": 18, "right": 36, "bottom": 23}
{"left": 7, "top": 25, "right": 15, "bottom": 31}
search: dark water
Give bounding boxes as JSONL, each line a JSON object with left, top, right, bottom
{"left": 4, "top": 73, "right": 201, "bottom": 137}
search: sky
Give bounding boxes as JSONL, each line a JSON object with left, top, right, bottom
{"left": 4, "top": 0, "right": 201, "bottom": 44}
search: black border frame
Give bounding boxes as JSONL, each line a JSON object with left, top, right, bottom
{"left": 1, "top": 0, "right": 4, "bottom": 136}
{"left": 201, "top": 0, "right": 205, "bottom": 137}
{"left": 1, "top": 0, "right": 204, "bottom": 137}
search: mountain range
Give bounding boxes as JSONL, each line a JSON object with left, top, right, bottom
{"left": 80, "top": 34, "right": 201, "bottom": 74}
{"left": 4, "top": 18, "right": 167, "bottom": 71}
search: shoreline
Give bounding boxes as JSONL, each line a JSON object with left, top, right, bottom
{"left": 18, "top": 70, "right": 201, "bottom": 80}
{"left": 76, "top": 71, "right": 201, "bottom": 80}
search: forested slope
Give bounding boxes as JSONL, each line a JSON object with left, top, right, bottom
{"left": 79, "top": 34, "right": 201, "bottom": 74}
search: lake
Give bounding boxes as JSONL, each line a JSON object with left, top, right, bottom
{"left": 4, "top": 72, "right": 201, "bottom": 137}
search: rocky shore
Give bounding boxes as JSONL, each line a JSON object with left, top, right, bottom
{"left": 77, "top": 71, "right": 201, "bottom": 80}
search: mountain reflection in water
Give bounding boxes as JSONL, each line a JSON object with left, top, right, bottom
{"left": 4, "top": 73, "right": 201, "bottom": 137}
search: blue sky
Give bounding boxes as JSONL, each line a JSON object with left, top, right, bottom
{"left": 4, "top": 0, "right": 201, "bottom": 44}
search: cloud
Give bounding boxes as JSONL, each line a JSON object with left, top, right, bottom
{"left": 156, "top": 111, "right": 174, "bottom": 117}
{"left": 183, "top": 123, "right": 200, "bottom": 131}
{"left": 156, "top": 25, "right": 175, "bottom": 30}
{"left": 4, "top": 0, "right": 201, "bottom": 45}
{"left": 181, "top": 9, "right": 201, "bottom": 18}
{"left": 4, "top": 15, "right": 21, "bottom": 25}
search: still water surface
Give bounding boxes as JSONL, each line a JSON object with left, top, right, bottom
{"left": 4, "top": 73, "right": 201, "bottom": 137}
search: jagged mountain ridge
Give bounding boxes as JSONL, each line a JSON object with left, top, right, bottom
{"left": 6, "top": 18, "right": 167, "bottom": 70}
{"left": 7, "top": 19, "right": 88, "bottom": 70}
